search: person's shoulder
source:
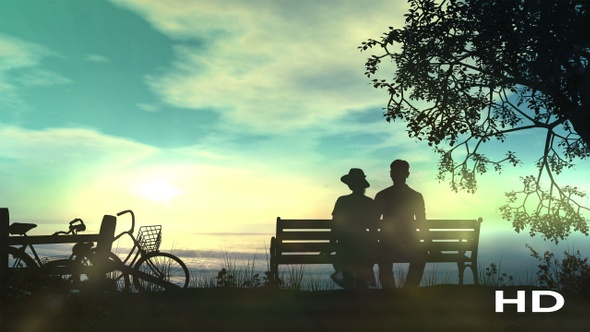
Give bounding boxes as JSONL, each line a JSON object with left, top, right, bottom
{"left": 336, "top": 193, "right": 355, "bottom": 202}
{"left": 405, "top": 185, "right": 424, "bottom": 200}
{"left": 375, "top": 186, "right": 394, "bottom": 198}
{"left": 375, "top": 186, "right": 393, "bottom": 196}
{"left": 406, "top": 185, "right": 423, "bottom": 195}
{"left": 335, "top": 194, "right": 349, "bottom": 202}
{"left": 361, "top": 194, "right": 375, "bottom": 203}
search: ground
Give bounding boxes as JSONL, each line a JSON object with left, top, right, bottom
{"left": 2, "top": 285, "right": 589, "bottom": 331}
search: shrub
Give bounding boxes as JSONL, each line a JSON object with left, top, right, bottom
{"left": 527, "top": 244, "right": 590, "bottom": 295}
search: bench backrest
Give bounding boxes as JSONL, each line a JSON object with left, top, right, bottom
{"left": 274, "top": 217, "right": 482, "bottom": 263}
{"left": 274, "top": 218, "right": 333, "bottom": 265}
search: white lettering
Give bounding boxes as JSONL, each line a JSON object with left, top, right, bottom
{"left": 532, "top": 290, "right": 565, "bottom": 313}
{"left": 495, "top": 290, "right": 526, "bottom": 312}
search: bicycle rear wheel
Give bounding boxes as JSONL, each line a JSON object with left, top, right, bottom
{"left": 42, "top": 252, "right": 131, "bottom": 293}
{"left": 132, "top": 252, "right": 189, "bottom": 292}
{"left": 6, "top": 247, "right": 39, "bottom": 295}
{"left": 42, "top": 259, "right": 86, "bottom": 291}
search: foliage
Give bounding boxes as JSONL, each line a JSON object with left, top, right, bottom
{"left": 214, "top": 268, "right": 275, "bottom": 289}
{"left": 527, "top": 244, "right": 590, "bottom": 294}
{"left": 482, "top": 263, "right": 514, "bottom": 287}
{"left": 360, "top": 0, "right": 590, "bottom": 242}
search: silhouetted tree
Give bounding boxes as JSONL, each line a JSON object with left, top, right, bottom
{"left": 360, "top": 0, "right": 590, "bottom": 243}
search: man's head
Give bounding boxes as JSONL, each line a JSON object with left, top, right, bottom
{"left": 390, "top": 159, "right": 410, "bottom": 184}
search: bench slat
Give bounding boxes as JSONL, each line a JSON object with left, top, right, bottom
{"left": 279, "top": 242, "right": 332, "bottom": 253}
{"left": 277, "top": 219, "right": 331, "bottom": 230}
{"left": 275, "top": 255, "right": 334, "bottom": 265}
{"left": 275, "top": 253, "right": 473, "bottom": 264}
{"left": 425, "top": 219, "right": 481, "bottom": 229}
{"left": 421, "top": 230, "right": 477, "bottom": 240}
{"left": 421, "top": 241, "right": 475, "bottom": 251}
{"left": 278, "top": 231, "right": 332, "bottom": 241}
{"left": 278, "top": 219, "right": 480, "bottom": 230}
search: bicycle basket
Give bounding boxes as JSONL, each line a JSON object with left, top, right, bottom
{"left": 137, "top": 225, "right": 162, "bottom": 253}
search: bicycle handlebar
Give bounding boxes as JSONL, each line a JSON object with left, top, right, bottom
{"left": 114, "top": 209, "right": 135, "bottom": 241}
{"left": 68, "top": 218, "right": 86, "bottom": 233}
{"left": 50, "top": 218, "right": 86, "bottom": 236}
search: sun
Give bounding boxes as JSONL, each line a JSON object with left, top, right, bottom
{"left": 137, "top": 179, "right": 182, "bottom": 205}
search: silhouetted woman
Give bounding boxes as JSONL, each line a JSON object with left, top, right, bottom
{"left": 331, "top": 168, "right": 378, "bottom": 289}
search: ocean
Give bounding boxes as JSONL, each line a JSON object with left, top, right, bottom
{"left": 11, "top": 227, "right": 590, "bottom": 288}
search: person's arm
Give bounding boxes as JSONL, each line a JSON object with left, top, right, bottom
{"left": 414, "top": 192, "right": 426, "bottom": 231}
{"left": 329, "top": 198, "right": 342, "bottom": 251}
{"left": 374, "top": 192, "right": 385, "bottom": 232}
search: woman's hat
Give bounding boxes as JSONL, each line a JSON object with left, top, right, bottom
{"left": 340, "top": 168, "right": 370, "bottom": 188}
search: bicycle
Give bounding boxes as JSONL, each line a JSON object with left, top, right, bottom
{"left": 7, "top": 210, "right": 189, "bottom": 293}
{"left": 6, "top": 218, "right": 128, "bottom": 293}
{"left": 105, "top": 209, "right": 190, "bottom": 292}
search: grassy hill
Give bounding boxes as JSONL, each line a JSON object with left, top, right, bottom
{"left": 2, "top": 285, "right": 589, "bottom": 331}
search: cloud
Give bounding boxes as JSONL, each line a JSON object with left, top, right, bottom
{"left": 0, "top": 33, "right": 53, "bottom": 68}
{"left": 0, "top": 126, "right": 158, "bottom": 168}
{"left": 0, "top": 34, "right": 70, "bottom": 109}
{"left": 84, "top": 53, "right": 110, "bottom": 63}
{"left": 0, "top": 125, "right": 347, "bottom": 234}
{"left": 110, "top": 0, "right": 407, "bottom": 134}
{"left": 0, "top": 126, "right": 159, "bottom": 220}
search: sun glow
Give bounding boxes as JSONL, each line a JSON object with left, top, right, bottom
{"left": 137, "top": 179, "right": 182, "bottom": 205}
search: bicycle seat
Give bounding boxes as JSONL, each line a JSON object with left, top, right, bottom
{"left": 8, "top": 222, "right": 38, "bottom": 235}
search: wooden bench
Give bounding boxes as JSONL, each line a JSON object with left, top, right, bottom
{"left": 269, "top": 217, "right": 483, "bottom": 286}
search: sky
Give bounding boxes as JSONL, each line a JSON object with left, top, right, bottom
{"left": 1, "top": 0, "right": 589, "bottom": 257}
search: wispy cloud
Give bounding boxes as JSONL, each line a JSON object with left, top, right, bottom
{"left": 110, "top": 0, "right": 407, "bottom": 134}
{"left": 0, "top": 34, "right": 70, "bottom": 109}
{"left": 84, "top": 53, "right": 110, "bottom": 63}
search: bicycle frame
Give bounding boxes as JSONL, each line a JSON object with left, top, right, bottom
{"left": 111, "top": 210, "right": 189, "bottom": 292}
{"left": 114, "top": 210, "right": 150, "bottom": 268}
{"left": 9, "top": 218, "right": 88, "bottom": 267}
{"left": 11, "top": 239, "right": 45, "bottom": 268}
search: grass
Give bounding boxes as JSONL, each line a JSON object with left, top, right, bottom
{"left": 477, "top": 261, "right": 538, "bottom": 287}
{"left": 8, "top": 253, "right": 590, "bottom": 332}
{"left": 184, "top": 250, "right": 541, "bottom": 291}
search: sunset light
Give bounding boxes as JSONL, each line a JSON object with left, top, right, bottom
{"left": 137, "top": 179, "right": 182, "bottom": 206}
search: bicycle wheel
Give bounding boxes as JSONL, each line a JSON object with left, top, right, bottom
{"left": 84, "top": 251, "right": 131, "bottom": 293}
{"left": 133, "top": 252, "right": 189, "bottom": 292}
{"left": 42, "top": 253, "right": 130, "bottom": 293}
{"left": 6, "top": 247, "right": 39, "bottom": 295}
{"left": 42, "top": 258, "right": 87, "bottom": 291}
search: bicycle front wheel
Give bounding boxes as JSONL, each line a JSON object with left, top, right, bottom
{"left": 132, "top": 252, "right": 189, "bottom": 292}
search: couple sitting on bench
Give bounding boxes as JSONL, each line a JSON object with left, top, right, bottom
{"left": 330, "top": 160, "right": 425, "bottom": 289}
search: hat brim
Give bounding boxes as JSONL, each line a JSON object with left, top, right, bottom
{"left": 340, "top": 175, "right": 370, "bottom": 188}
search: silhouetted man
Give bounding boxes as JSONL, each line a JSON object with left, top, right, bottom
{"left": 375, "top": 160, "right": 426, "bottom": 288}
{"left": 331, "top": 168, "right": 378, "bottom": 289}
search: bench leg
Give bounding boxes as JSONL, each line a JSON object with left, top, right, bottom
{"left": 471, "top": 263, "right": 479, "bottom": 285}
{"left": 269, "top": 236, "right": 279, "bottom": 286}
{"left": 457, "top": 262, "right": 465, "bottom": 285}
{"left": 457, "top": 262, "right": 479, "bottom": 285}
